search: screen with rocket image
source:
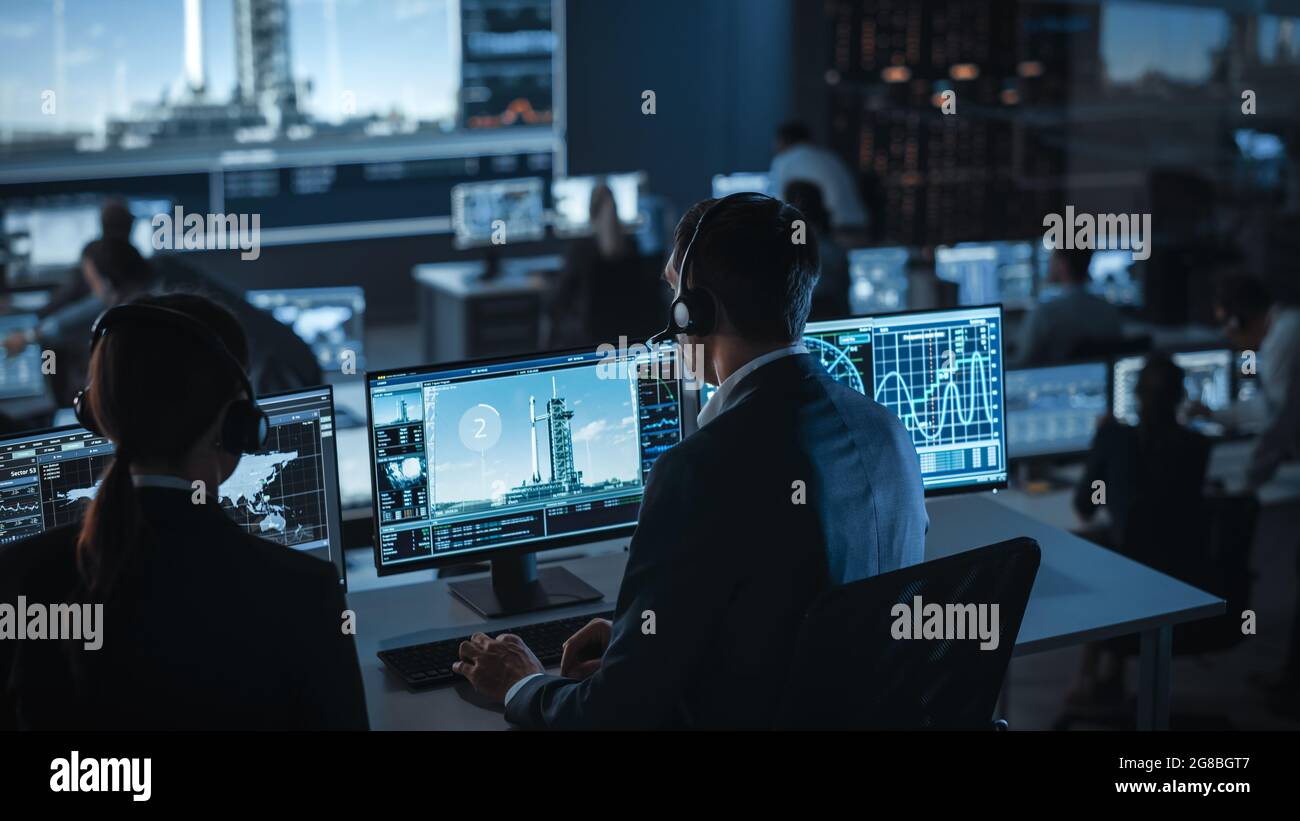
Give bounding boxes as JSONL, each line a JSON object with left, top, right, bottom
{"left": 367, "top": 347, "right": 685, "bottom": 571}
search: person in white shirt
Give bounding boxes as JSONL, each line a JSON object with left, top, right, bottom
{"left": 767, "top": 122, "right": 868, "bottom": 231}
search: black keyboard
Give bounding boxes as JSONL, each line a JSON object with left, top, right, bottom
{"left": 378, "top": 611, "right": 615, "bottom": 690}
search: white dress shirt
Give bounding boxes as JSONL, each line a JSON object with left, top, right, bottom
{"left": 768, "top": 144, "right": 867, "bottom": 228}
{"left": 697, "top": 343, "right": 809, "bottom": 428}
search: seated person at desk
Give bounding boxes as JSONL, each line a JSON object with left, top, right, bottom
{"left": 547, "top": 183, "right": 663, "bottom": 347}
{"left": 452, "top": 193, "right": 929, "bottom": 729}
{"left": 768, "top": 121, "right": 867, "bottom": 234}
{"left": 1015, "top": 247, "right": 1125, "bottom": 367}
{"left": 0, "top": 294, "right": 367, "bottom": 730}
{"left": 4, "top": 238, "right": 154, "bottom": 404}
{"left": 782, "top": 180, "right": 850, "bottom": 321}
{"left": 1069, "top": 353, "right": 1211, "bottom": 704}
{"left": 34, "top": 198, "right": 135, "bottom": 319}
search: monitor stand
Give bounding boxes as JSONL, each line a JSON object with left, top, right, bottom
{"left": 447, "top": 553, "right": 603, "bottom": 619}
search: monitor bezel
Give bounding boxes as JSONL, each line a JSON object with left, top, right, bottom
{"left": 861, "top": 303, "right": 1011, "bottom": 497}
{"left": 1005, "top": 359, "right": 1112, "bottom": 462}
{"left": 365, "top": 342, "right": 680, "bottom": 576}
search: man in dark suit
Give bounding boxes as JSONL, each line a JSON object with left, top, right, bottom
{"left": 454, "top": 194, "right": 928, "bottom": 729}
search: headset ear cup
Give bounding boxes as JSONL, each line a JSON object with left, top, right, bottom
{"left": 688, "top": 289, "right": 717, "bottom": 336}
{"left": 73, "top": 388, "right": 99, "bottom": 434}
{"left": 221, "top": 400, "right": 269, "bottom": 455}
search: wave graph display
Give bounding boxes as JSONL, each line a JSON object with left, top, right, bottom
{"left": 870, "top": 307, "right": 1007, "bottom": 491}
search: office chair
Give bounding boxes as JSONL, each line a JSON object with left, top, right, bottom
{"left": 775, "top": 537, "right": 1041, "bottom": 730}
{"left": 1053, "top": 491, "right": 1259, "bottom": 729}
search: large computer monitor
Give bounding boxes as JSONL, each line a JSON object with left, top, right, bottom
{"left": 449, "top": 178, "right": 547, "bottom": 249}
{"left": 1037, "top": 244, "right": 1143, "bottom": 308}
{"left": 1006, "top": 362, "right": 1110, "bottom": 460}
{"left": 866, "top": 306, "right": 1008, "bottom": 493}
{"left": 247, "top": 286, "right": 366, "bottom": 374}
{"left": 935, "top": 241, "right": 1037, "bottom": 309}
{"left": 800, "top": 307, "right": 1007, "bottom": 494}
{"left": 366, "top": 345, "right": 686, "bottom": 614}
{"left": 848, "top": 247, "right": 910, "bottom": 315}
{"left": 1, "top": 197, "right": 170, "bottom": 274}
{"left": 550, "top": 173, "right": 644, "bottom": 237}
{"left": 0, "top": 387, "right": 347, "bottom": 586}
{"left": 711, "top": 172, "right": 771, "bottom": 199}
{"left": 0, "top": 313, "right": 47, "bottom": 400}
{"left": 1112, "top": 348, "right": 1233, "bottom": 433}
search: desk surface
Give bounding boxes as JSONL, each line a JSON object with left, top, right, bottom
{"left": 412, "top": 256, "right": 561, "bottom": 297}
{"left": 347, "top": 494, "right": 1223, "bottom": 730}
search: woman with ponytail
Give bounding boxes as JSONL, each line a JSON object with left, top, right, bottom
{"left": 0, "top": 293, "right": 367, "bottom": 730}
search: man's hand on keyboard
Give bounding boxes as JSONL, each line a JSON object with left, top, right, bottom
{"left": 453, "top": 632, "right": 545, "bottom": 703}
{"left": 560, "top": 618, "right": 613, "bottom": 680}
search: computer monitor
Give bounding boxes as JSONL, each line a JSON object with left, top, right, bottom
{"left": 450, "top": 178, "right": 546, "bottom": 249}
{"left": 868, "top": 306, "right": 1008, "bottom": 493}
{"left": 1, "top": 197, "right": 170, "bottom": 271}
{"left": 1036, "top": 244, "right": 1143, "bottom": 308}
{"left": 802, "top": 316, "right": 874, "bottom": 397}
{"left": 246, "top": 286, "right": 366, "bottom": 373}
{"left": 1112, "top": 349, "right": 1233, "bottom": 433}
{"left": 711, "top": 172, "right": 771, "bottom": 199}
{"left": 848, "top": 247, "right": 910, "bottom": 315}
{"left": 3, "top": 202, "right": 100, "bottom": 269}
{"left": 0, "top": 387, "right": 347, "bottom": 586}
{"left": 366, "top": 345, "right": 687, "bottom": 614}
{"left": 1087, "top": 248, "right": 1142, "bottom": 307}
{"left": 1006, "top": 362, "right": 1110, "bottom": 459}
{"left": 550, "top": 173, "right": 644, "bottom": 237}
{"left": 935, "top": 241, "right": 1037, "bottom": 309}
{"left": 0, "top": 313, "right": 47, "bottom": 400}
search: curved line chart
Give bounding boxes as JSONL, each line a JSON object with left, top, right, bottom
{"left": 873, "top": 351, "right": 995, "bottom": 442}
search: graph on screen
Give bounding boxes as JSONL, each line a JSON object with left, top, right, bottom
{"left": 870, "top": 306, "right": 1007, "bottom": 491}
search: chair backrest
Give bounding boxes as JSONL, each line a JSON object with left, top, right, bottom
{"left": 1169, "top": 492, "right": 1260, "bottom": 655}
{"left": 775, "top": 537, "right": 1040, "bottom": 730}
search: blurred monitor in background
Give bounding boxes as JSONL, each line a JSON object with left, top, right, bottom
{"left": 247, "top": 287, "right": 366, "bottom": 375}
{"left": 551, "top": 173, "right": 644, "bottom": 237}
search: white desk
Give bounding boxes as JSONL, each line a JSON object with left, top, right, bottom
{"left": 411, "top": 256, "right": 561, "bottom": 364}
{"left": 345, "top": 494, "right": 1223, "bottom": 731}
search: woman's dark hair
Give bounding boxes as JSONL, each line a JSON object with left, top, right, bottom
{"left": 669, "top": 195, "right": 819, "bottom": 343}
{"left": 81, "top": 238, "right": 153, "bottom": 295}
{"left": 76, "top": 293, "right": 250, "bottom": 595}
{"left": 1136, "top": 352, "right": 1185, "bottom": 427}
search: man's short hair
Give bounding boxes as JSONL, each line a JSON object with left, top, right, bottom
{"left": 1215, "top": 274, "right": 1273, "bottom": 326}
{"left": 1054, "top": 247, "right": 1094, "bottom": 284}
{"left": 1137, "top": 352, "right": 1185, "bottom": 423}
{"left": 775, "top": 121, "right": 812, "bottom": 147}
{"left": 670, "top": 195, "right": 820, "bottom": 344}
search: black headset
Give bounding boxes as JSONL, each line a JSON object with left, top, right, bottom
{"left": 74, "top": 304, "right": 270, "bottom": 455}
{"left": 650, "top": 192, "right": 778, "bottom": 345}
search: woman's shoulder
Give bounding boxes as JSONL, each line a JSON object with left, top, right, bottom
{"left": 0, "top": 524, "right": 82, "bottom": 599}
